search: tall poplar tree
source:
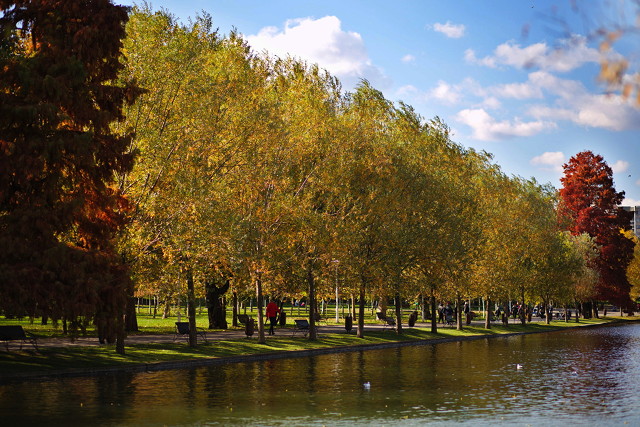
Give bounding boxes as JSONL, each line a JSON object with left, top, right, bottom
{"left": 0, "top": 0, "right": 139, "bottom": 353}
{"left": 558, "top": 151, "right": 634, "bottom": 306}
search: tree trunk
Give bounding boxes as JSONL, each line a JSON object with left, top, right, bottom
{"left": 351, "top": 295, "right": 357, "bottom": 319}
{"left": 162, "top": 300, "right": 170, "bottom": 319}
{"left": 152, "top": 296, "right": 157, "bottom": 318}
{"left": 256, "top": 273, "right": 265, "bottom": 344}
{"left": 232, "top": 291, "right": 238, "bottom": 327}
{"left": 582, "top": 301, "right": 591, "bottom": 319}
{"left": 544, "top": 301, "right": 551, "bottom": 324}
{"left": 456, "top": 295, "right": 463, "bottom": 330}
{"left": 395, "top": 291, "right": 403, "bottom": 334}
{"left": 125, "top": 296, "right": 138, "bottom": 332}
{"left": 307, "top": 260, "right": 318, "bottom": 340}
{"left": 520, "top": 290, "right": 527, "bottom": 325}
{"left": 205, "top": 270, "right": 230, "bottom": 329}
{"left": 357, "top": 281, "right": 366, "bottom": 338}
{"left": 484, "top": 297, "right": 491, "bottom": 329}
{"left": 430, "top": 293, "right": 438, "bottom": 334}
{"left": 187, "top": 267, "right": 197, "bottom": 347}
{"left": 378, "top": 298, "right": 388, "bottom": 316}
{"left": 115, "top": 311, "right": 126, "bottom": 355}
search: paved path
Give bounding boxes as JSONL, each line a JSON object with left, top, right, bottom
{"left": 30, "top": 317, "right": 550, "bottom": 349}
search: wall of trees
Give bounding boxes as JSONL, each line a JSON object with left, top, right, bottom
{"left": 113, "top": 7, "right": 635, "bottom": 339}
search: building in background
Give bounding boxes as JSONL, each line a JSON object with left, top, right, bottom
{"left": 622, "top": 206, "right": 640, "bottom": 238}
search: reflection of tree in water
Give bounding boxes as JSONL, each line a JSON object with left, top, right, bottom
{"left": 3, "top": 325, "right": 640, "bottom": 424}
{"left": 200, "top": 365, "right": 229, "bottom": 407}
{"left": 92, "top": 373, "right": 138, "bottom": 421}
{"left": 305, "top": 356, "right": 317, "bottom": 395}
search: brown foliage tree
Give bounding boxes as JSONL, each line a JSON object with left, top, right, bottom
{"left": 558, "top": 151, "right": 634, "bottom": 305}
{"left": 0, "top": 0, "right": 140, "bottom": 352}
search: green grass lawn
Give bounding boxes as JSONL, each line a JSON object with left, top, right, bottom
{"left": 1, "top": 314, "right": 633, "bottom": 377}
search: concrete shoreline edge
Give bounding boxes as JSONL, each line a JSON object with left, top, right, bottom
{"left": 2, "top": 319, "right": 636, "bottom": 383}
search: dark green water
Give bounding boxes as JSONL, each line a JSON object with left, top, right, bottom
{"left": 1, "top": 323, "right": 639, "bottom": 426}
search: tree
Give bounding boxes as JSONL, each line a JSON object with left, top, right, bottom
{"left": 624, "top": 230, "right": 640, "bottom": 306}
{"left": 117, "top": 8, "right": 263, "bottom": 345}
{"left": 330, "top": 82, "right": 399, "bottom": 339}
{"left": 0, "top": 0, "right": 140, "bottom": 353}
{"left": 566, "top": 232, "right": 600, "bottom": 320}
{"left": 204, "top": 263, "right": 231, "bottom": 329}
{"left": 263, "top": 59, "right": 342, "bottom": 341}
{"left": 558, "top": 151, "right": 634, "bottom": 306}
{"left": 470, "top": 167, "right": 519, "bottom": 329}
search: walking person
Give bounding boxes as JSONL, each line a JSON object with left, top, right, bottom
{"left": 266, "top": 300, "right": 280, "bottom": 335}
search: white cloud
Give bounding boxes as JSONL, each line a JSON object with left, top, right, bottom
{"left": 420, "top": 78, "right": 484, "bottom": 106}
{"left": 397, "top": 84, "right": 418, "bottom": 95}
{"left": 246, "top": 16, "right": 387, "bottom": 88}
{"left": 433, "top": 21, "right": 465, "bottom": 38}
{"left": 464, "top": 49, "right": 496, "bottom": 67}
{"left": 612, "top": 160, "right": 630, "bottom": 173}
{"left": 455, "top": 108, "right": 556, "bottom": 141}
{"left": 622, "top": 197, "right": 640, "bottom": 206}
{"left": 465, "top": 36, "right": 600, "bottom": 72}
{"left": 401, "top": 54, "right": 416, "bottom": 63}
{"left": 490, "top": 81, "right": 543, "bottom": 99}
{"left": 480, "top": 96, "right": 502, "bottom": 109}
{"left": 429, "top": 80, "right": 464, "bottom": 105}
{"left": 526, "top": 72, "right": 640, "bottom": 131}
{"left": 530, "top": 152, "right": 566, "bottom": 172}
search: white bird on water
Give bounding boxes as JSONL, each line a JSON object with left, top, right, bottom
{"left": 363, "top": 382, "right": 371, "bottom": 389}
{"left": 516, "top": 364, "right": 523, "bottom": 370}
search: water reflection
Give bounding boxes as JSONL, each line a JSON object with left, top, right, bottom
{"left": 1, "top": 323, "right": 639, "bottom": 425}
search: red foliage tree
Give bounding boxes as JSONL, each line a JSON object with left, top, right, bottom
{"left": 0, "top": 0, "right": 140, "bottom": 352}
{"left": 558, "top": 151, "right": 634, "bottom": 305}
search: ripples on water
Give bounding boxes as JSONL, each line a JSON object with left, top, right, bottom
{"left": 1, "top": 323, "right": 639, "bottom": 426}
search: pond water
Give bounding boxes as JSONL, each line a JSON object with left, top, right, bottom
{"left": 1, "top": 323, "right": 639, "bottom": 426}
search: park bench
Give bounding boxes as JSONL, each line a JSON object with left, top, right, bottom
{"left": 292, "top": 319, "right": 317, "bottom": 337}
{"left": 174, "top": 322, "right": 207, "bottom": 344}
{"left": 0, "top": 325, "right": 39, "bottom": 351}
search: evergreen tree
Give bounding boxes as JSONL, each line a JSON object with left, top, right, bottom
{"left": 0, "top": 0, "right": 140, "bottom": 352}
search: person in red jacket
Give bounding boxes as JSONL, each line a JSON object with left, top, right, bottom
{"left": 266, "top": 300, "right": 280, "bottom": 335}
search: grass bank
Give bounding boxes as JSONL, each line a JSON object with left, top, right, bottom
{"left": 2, "top": 316, "right": 636, "bottom": 380}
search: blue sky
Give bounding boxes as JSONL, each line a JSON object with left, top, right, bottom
{"left": 120, "top": 0, "right": 640, "bottom": 204}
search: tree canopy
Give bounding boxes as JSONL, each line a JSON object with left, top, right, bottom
{"left": 558, "top": 151, "right": 634, "bottom": 305}
{"left": 0, "top": 0, "right": 141, "bottom": 351}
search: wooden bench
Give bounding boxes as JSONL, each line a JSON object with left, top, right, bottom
{"left": 174, "top": 322, "right": 207, "bottom": 344}
{"left": 0, "top": 325, "right": 39, "bottom": 351}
